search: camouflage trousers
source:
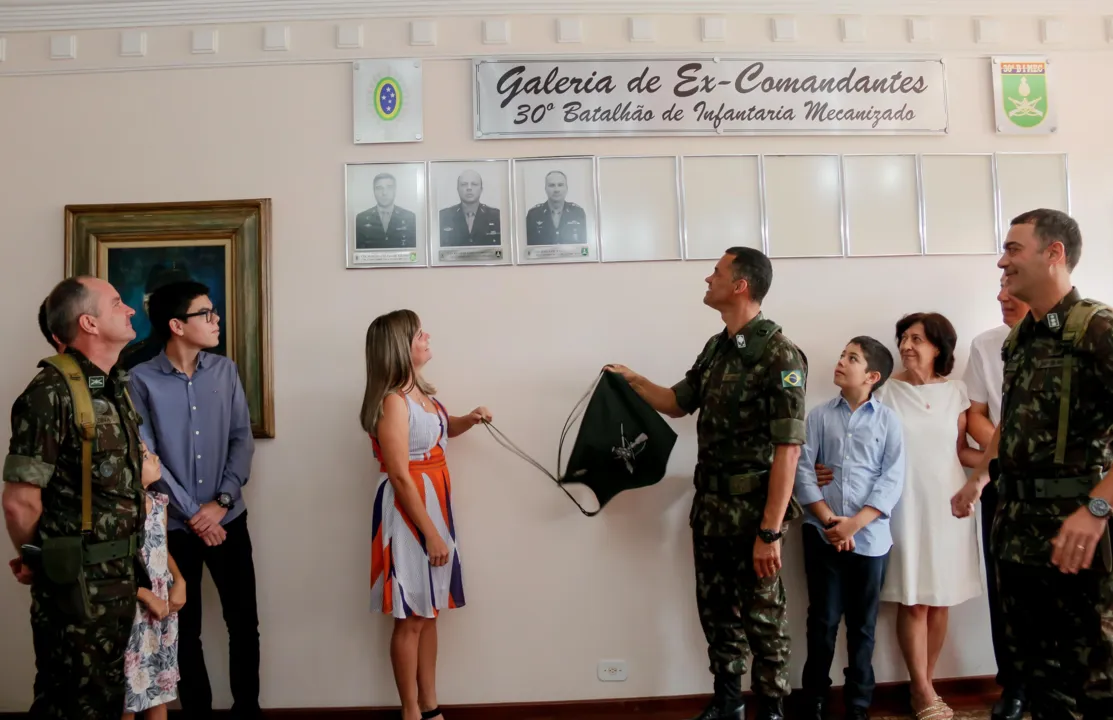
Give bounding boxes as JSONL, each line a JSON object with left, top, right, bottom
{"left": 997, "top": 560, "right": 1113, "bottom": 720}
{"left": 693, "top": 532, "right": 791, "bottom": 698}
{"left": 28, "top": 599, "right": 133, "bottom": 719}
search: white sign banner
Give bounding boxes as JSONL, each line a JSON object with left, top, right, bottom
{"left": 474, "top": 57, "right": 949, "bottom": 138}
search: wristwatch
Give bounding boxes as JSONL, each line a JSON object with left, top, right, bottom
{"left": 1088, "top": 497, "right": 1111, "bottom": 519}
{"left": 216, "top": 492, "right": 234, "bottom": 510}
{"left": 757, "top": 527, "right": 784, "bottom": 544}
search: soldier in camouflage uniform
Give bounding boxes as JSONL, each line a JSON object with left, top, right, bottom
{"left": 607, "top": 247, "right": 808, "bottom": 720}
{"left": 2, "top": 276, "right": 146, "bottom": 719}
{"left": 953, "top": 208, "right": 1113, "bottom": 720}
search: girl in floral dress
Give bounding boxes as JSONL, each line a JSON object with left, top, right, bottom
{"left": 122, "top": 442, "right": 185, "bottom": 720}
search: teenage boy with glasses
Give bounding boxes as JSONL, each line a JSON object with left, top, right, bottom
{"left": 128, "top": 280, "right": 259, "bottom": 720}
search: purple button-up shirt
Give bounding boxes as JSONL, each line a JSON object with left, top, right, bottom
{"left": 128, "top": 350, "right": 254, "bottom": 531}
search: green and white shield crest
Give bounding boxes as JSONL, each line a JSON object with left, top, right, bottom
{"left": 999, "top": 60, "right": 1048, "bottom": 129}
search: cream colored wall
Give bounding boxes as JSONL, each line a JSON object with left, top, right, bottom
{"left": 1, "top": 9, "right": 1112, "bottom": 712}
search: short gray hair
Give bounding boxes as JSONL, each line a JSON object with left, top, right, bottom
{"left": 45, "top": 276, "right": 98, "bottom": 345}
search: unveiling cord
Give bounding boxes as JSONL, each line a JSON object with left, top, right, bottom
{"left": 481, "top": 371, "right": 603, "bottom": 516}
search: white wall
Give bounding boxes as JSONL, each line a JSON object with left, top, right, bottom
{"left": 2, "top": 8, "right": 1112, "bottom": 712}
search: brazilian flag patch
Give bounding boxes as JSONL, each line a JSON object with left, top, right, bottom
{"left": 781, "top": 370, "right": 803, "bottom": 388}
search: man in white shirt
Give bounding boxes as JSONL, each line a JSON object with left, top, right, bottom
{"left": 962, "top": 277, "right": 1030, "bottom": 720}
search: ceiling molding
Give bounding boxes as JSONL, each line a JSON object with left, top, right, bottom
{"left": 0, "top": 0, "right": 1109, "bottom": 32}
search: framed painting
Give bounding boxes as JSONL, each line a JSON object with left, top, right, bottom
{"left": 64, "top": 199, "right": 275, "bottom": 439}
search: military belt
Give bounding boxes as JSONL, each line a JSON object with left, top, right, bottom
{"left": 1008, "top": 470, "right": 1103, "bottom": 501}
{"left": 82, "top": 535, "right": 138, "bottom": 565}
{"left": 695, "top": 468, "right": 766, "bottom": 495}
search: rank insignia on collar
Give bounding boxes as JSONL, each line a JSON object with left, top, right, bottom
{"left": 88, "top": 376, "right": 105, "bottom": 389}
{"left": 1047, "top": 313, "right": 1061, "bottom": 329}
{"left": 735, "top": 335, "right": 747, "bottom": 349}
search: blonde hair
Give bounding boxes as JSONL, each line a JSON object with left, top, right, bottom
{"left": 359, "top": 309, "right": 436, "bottom": 435}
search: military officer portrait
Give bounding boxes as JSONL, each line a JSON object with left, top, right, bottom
{"left": 525, "top": 170, "right": 589, "bottom": 246}
{"left": 351, "top": 169, "right": 419, "bottom": 250}
{"left": 436, "top": 169, "right": 501, "bottom": 247}
{"left": 513, "top": 157, "right": 598, "bottom": 259}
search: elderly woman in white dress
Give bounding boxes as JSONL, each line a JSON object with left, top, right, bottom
{"left": 873, "top": 312, "right": 984, "bottom": 720}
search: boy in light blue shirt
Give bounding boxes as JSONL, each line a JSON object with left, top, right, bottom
{"left": 794, "top": 336, "right": 906, "bottom": 720}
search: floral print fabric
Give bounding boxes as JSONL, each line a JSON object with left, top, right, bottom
{"left": 123, "top": 491, "right": 180, "bottom": 712}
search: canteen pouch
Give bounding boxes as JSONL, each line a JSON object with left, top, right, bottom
{"left": 40, "top": 536, "right": 94, "bottom": 621}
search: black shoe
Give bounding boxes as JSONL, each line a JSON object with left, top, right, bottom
{"left": 991, "top": 688, "right": 1025, "bottom": 720}
{"left": 845, "top": 706, "right": 870, "bottom": 720}
{"left": 755, "top": 695, "right": 785, "bottom": 720}
{"left": 690, "top": 697, "right": 744, "bottom": 720}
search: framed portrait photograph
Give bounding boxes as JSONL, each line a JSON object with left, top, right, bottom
{"left": 64, "top": 199, "right": 275, "bottom": 438}
{"left": 512, "top": 156, "right": 599, "bottom": 264}
{"left": 345, "top": 161, "right": 428, "bottom": 268}
{"left": 428, "top": 159, "right": 511, "bottom": 266}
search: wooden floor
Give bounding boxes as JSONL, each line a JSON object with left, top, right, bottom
{"left": 524, "top": 713, "right": 995, "bottom": 720}
{"left": 458, "top": 708, "right": 996, "bottom": 720}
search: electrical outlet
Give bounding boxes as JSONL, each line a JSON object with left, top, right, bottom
{"left": 597, "top": 659, "right": 628, "bottom": 682}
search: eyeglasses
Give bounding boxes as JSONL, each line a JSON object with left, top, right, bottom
{"left": 178, "top": 308, "right": 218, "bottom": 324}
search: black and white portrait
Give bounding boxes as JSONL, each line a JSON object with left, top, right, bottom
{"left": 346, "top": 161, "right": 427, "bottom": 267}
{"left": 514, "top": 157, "right": 598, "bottom": 263}
{"left": 429, "top": 160, "right": 510, "bottom": 247}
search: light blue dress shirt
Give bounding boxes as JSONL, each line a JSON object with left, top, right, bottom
{"left": 128, "top": 350, "right": 255, "bottom": 532}
{"left": 794, "top": 394, "right": 906, "bottom": 557}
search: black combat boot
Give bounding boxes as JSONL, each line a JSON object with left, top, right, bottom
{"left": 991, "top": 686, "right": 1025, "bottom": 720}
{"left": 844, "top": 706, "right": 870, "bottom": 720}
{"left": 691, "top": 675, "right": 745, "bottom": 720}
{"left": 754, "top": 695, "right": 785, "bottom": 720}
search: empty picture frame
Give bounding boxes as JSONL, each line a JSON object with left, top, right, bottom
{"left": 345, "top": 161, "right": 428, "bottom": 268}
{"left": 843, "top": 154, "right": 922, "bottom": 257}
{"left": 598, "top": 155, "right": 682, "bottom": 262}
{"left": 513, "top": 156, "right": 599, "bottom": 264}
{"left": 681, "top": 155, "right": 763, "bottom": 260}
{"left": 921, "top": 154, "right": 998, "bottom": 255}
{"left": 763, "top": 155, "right": 843, "bottom": 258}
{"left": 428, "top": 158, "right": 512, "bottom": 267}
{"left": 995, "top": 152, "right": 1070, "bottom": 239}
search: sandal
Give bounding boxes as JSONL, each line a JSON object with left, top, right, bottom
{"left": 912, "top": 698, "right": 957, "bottom": 720}
{"left": 421, "top": 708, "right": 443, "bottom": 720}
{"left": 912, "top": 696, "right": 952, "bottom": 720}
{"left": 913, "top": 703, "right": 949, "bottom": 720}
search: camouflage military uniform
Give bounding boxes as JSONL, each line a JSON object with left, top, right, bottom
{"left": 671, "top": 313, "right": 808, "bottom": 702}
{"left": 3, "top": 349, "right": 145, "bottom": 719}
{"left": 993, "top": 288, "right": 1113, "bottom": 720}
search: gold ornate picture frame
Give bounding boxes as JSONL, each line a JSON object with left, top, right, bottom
{"left": 64, "top": 199, "right": 275, "bottom": 439}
